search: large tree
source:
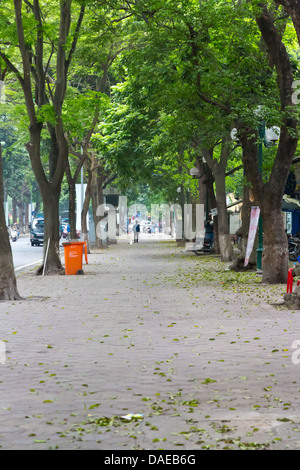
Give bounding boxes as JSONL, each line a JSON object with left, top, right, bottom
{"left": 107, "top": 0, "right": 266, "bottom": 261}
{"left": 0, "top": 143, "right": 20, "bottom": 299}
{"left": 122, "top": 0, "right": 298, "bottom": 282}
{"left": 0, "top": 75, "right": 21, "bottom": 298}
{"left": 0, "top": 0, "right": 85, "bottom": 274}
{"left": 237, "top": 2, "right": 298, "bottom": 283}
{"left": 0, "top": 60, "right": 21, "bottom": 298}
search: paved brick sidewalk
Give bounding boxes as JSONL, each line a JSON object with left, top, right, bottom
{"left": 0, "top": 240, "right": 300, "bottom": 450}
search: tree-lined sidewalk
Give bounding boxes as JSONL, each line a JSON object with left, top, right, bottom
{"left": 0, "top": 1, "right": 300, "bottom": 300}
{"left": 0, "top": 240, "right": 298, "bottom": 450}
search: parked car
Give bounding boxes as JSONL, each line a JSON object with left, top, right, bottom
{"left": 30, "top": 217, "right": 44, "bottom": 246}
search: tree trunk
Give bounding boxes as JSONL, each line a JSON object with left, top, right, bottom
{"left": 12, "top": 198, "right": 17, "bottom": 224}
{"left": 0, "top": 145, "right": 21, "bottom": 299}
{"left": 17, "top": 201, "right": 24, "bottom": 234}
{"left": 194, "top": 155, "right": 207, "bottom": 209}
{"left": 96, "top": 166, "right": 105, "bottom": 248}
{"left": 230, "top": 184, "right": 258, "bottom": 271}
{"left": 37, "top": 185, "right": 63, "bottom": 275}
{"left": 202, "top": 138, "right": 233, "bottom": 261}
{"left": 176, "top": 183, "right": 187, "bottom": 245}
{"left": 24, "top": 201, "right": 29, "bottom": 232}
{"left": 25, "top": 123, "right": 66, "bottom": 275}
{"left": 35, "top": 201, "right": 40, "bottom": 215}
{"left": 91, "top": 163, "right": 99, "bottom": 246}
{"left": 214, "top": 168, "right": 234, "bottom": 262}
{"left": 261, "top": 205, "right": 288, "bottom": 283}
{"left": 91, "top": 157, "right": 107, "bottom": 249}
{"left": 0, "top": 223, "right": 21, "bottom": 300}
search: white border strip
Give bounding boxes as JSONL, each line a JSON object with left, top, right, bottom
{"left": 14, "top": 246, "right": 64, "bottom": 273}
{"left": 15, "top": 259, "right": 43, "bottom": 273}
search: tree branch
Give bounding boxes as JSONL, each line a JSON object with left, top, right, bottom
{"left": 197, "top": 90, "right": 231, "bottom": 114}
{"left": 0, "top": 50, "right": 24, "bottom": 86}
{"left": 32, "top": 0, "right": 46, "bottom": 106}
{"left": 103, "top": 174, "right": 117, "bottom": 189}
{"left": 13, "top": 0, "right": 36, "bottom": 125}
{"left": 54, "top": 0, "right": 71, "bottom": 113}
{"left": 65, "top": 4, "right": 85, "bottom": 74}
{"left": 256, "top": 3, "right": 298, "bottom": 199}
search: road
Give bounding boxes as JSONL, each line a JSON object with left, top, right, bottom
{"left": 10, "top": 236, "right": 64, "bottom": 273}
{"left": 10, "top": 236, "right": 43, "bottom": 272}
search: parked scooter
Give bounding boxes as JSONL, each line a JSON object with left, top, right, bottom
{"left": 288, "top": 235, "right": 300, "bottom": 261}
{"left": 193, "top": 236, "right": 214, "bottom": 255}
{"left": 11, "top": 228, "right": 18, "bottom": 242}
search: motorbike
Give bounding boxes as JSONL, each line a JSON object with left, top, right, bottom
{"left": 288, "top": 235, "right": 300, "bottom": 261}
{"left": 11, "top": 228, "right": 18, "bottom": 242}
{"left": 193, "top": 236, "right": 214, "bottom": 255}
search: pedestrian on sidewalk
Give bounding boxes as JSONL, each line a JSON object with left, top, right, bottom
{"left": 67, "top": 223, "right": 70, "bottom": 241}
{"left": 205, "top": 215, "right": 214, "bottom": 243}
{"left": 133, "top": 220, "right": 140, "bottom": 243}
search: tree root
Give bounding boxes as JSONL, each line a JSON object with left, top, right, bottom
{"left": 229, "top": 254, "right": 256, "bottom": 272}
{"left": 283, "top": 288, "right": 300, "bottom": 309}
{"left": 36, "top": 265, "right": 65, "bottom": 276}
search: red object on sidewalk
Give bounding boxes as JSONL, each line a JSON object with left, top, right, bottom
{"left": 63, "top": 241, "right": 88, "bottom": 275}
{"left": 287, "top": 268, "right": 294, "bottom": 293}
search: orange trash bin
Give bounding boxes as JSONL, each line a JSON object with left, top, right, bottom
{"left": 63, "top": 241, "right": 88, "bottom": 275}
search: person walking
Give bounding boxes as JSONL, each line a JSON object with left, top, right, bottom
{"left": 133, "top": 220, "right": 140, "bottom": 243}
{"left": 67, "top": 223, "right": 70, "bottom": 241}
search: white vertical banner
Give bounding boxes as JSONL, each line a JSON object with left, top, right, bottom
{"left": 0, "top": 80, "right": 5, "bottom": 103}
{"left": 244, "top": 206, "right": 260, "bottom": 267}
{"left": 76, "top": 183, "right": 87, "bottom": 233}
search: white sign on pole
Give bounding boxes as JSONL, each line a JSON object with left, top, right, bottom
{"left": 244, "top": 206, "right": 260, "bottom": 267}
{"left": 76, "top": 183, "right": 87, "bottom": 233}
